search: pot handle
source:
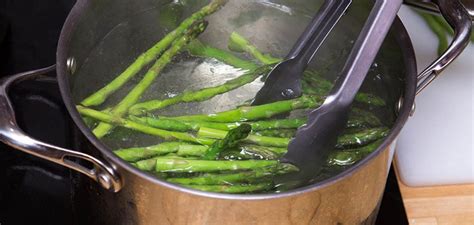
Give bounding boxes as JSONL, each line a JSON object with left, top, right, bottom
{"left": 414, "top": 0, "right": 472, "bottom": 94}
{"left": 0, "top": 65, "right": 122, "bottom": 192}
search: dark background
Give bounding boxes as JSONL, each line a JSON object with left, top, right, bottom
{"left": 0, "top": 1, "right": 408, "bottom": 224}
{"left": 0, "top": 1, "right": 75, "bottom": 224}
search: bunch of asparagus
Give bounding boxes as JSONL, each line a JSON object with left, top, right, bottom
{"left": 77, "top": 0, "right": 389, "bottom": 194}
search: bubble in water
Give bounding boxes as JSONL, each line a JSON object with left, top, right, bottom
{"left": 281, "top": 88, "right": 295, "bottom": 97}
{"left": 375, "top": 73, "right": 383, "bottom": 80}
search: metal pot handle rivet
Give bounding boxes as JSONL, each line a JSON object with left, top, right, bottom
{"left": 0, "top": 65, "right": 123, "bottom": 192}
{"left": 396, "top": 97, "right": 416, "bottom": 116}
{"left": 66, "top": 57, "right": 77, "bottom": 75}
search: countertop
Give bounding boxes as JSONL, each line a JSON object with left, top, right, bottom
{"left": 396, "top": 162, "right": 474, "bottom": 225}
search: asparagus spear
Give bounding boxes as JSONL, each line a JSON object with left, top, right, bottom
{"left": 234, "top": 145, "right": 286, "bottom": 160}
{"left": 218, "top": 150, "right": 263, "bottom": 160}
{"left": 198, "top": 127, "right": 290, "bottom": 147}
{"left": 200, "top": 126, "right": 388, "bottom": 149}
{"left": 328, "top": 140, "right": 383, "bottom": 166}
{"left": 134, "top": 154, "right": 203, "bottom": 171}
{"left": 203, "top": 124, "right": 251, "bottom": 160}
{"left": 335, "top": 127, "right": 389, "bottom": 149}
{"left": 168, "top": 163, "right": 298, "bottom": 185}
{"left": 132, "top": 108, "right": 379, "bottom": 133}
{"left": 116, "top": 141, "right": 285, "bottom": 162}
{"left": 135, "top": 157, "right": 159, "bottom": 171}
{"left": 183, "top": 183, "right": 273, "bottom": 193}
{"left": 131, "top": 116, "right": 307, "bottom": 132}
{"left": 129, "top": 116, "right": 194, "bottom": 132}
{"left": 186, "top": 40, "right": 258, "bottom": 70}
{"left": 81, "top": 0, "right": 228, "bottom": 107}
{"left": 128, "top": 64, "right": 273, "bottom": 115}
{"left": 417, "top": 12, "right": 449, "bottom": 56}
{"left": 303, "top": 70, "right": 386, "bottom": 107}
{"left": 348, "top": 108, "right": 383, "bottom": 128}
{"left": 240, "top": 144, "right": 287, "bottom": 155}
{"left": 93, "top": 21, "right": 208, "bottom": 138}
{"left": 77, "top": 106, "right": 214, "bottom": 145}
{"left": 114, "top": 142, "right": 208, "bottom": 162}
{"left": 247, "top": 118, "right": 306, "bottom": 131}
{"left": 254, "top": 129, "right": 296, "bottom": 138}
{"left": 154, "top": 158, "right": 279, "bottom": 173}
{"left": 168, "top": 95, "right": 323, "bottom": 122}
{"left": 228, "top": 32, "right": 281, "bottom": 64}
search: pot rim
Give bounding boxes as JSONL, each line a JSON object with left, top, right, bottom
{"left": 56, "top": 0, "right": 417, "bottom": 200}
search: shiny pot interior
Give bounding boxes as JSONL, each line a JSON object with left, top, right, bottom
{"left": 57, "top": 0, "right": 416, "bottom": 197}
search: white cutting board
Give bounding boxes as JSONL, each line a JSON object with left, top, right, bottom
{"left": 395, "top": 6, "right": 474, "bottom": 187}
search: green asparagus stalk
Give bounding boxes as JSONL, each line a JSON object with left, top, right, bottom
{"left": 221, "top": 150, "right": 279, "bottom": 160}
{"left": 129, "top": 116, "right": 194, "bottom": 132}
{"left": 92, "top": 21, "right": 208, "bottom": 138}
{"left": 228, "top": 32, "right": 281, "bottom": 64}
{"left": 348, "top": 108, "right": 383, "bottom": 128}
{"left": 303, "top": 71, "right": 386, "bottom": 107}
{"left": 218, "top": 150, "right": 263, "bottom": 160}
{"left": 135, "top": 157, "right": 159, "bottom": 171}
{"left": 235, "top": 145, "right": 286, "bottom": 160}
{"left": 154, "top": 158, "right": 279, "bottom": 173}
{"left": 186, "top": 40, "right": 258, "bottom": 70}
{"left": 134, "top": 154, "right": 204, "bottom": 171}
{"left": 418, "top": 12, "right": 449, "bottom": 56}
{"left": 114, "top": 142, "right": 208, "bottom": 162}
{"left": 81, "top": 0, "right": 228, "bottom": 107}
{"left": 335, "top": 127, "right": 389, "bottom": 149}
{"left": 132, "top": 107, "right": 379, "bottom": 133}
{"left": 200, "top": 126, "right": 388, "bottom": 150}
{"left": 253, "top": 129, "right": 296, "bottom": 138}
{"left": 168, "top": 95, "right": 323, "bottom": 122}
{"left": 168, "top": 163, "right": 298, "bottom": 185}
{"left": 198, "top": 127, "right": 290, "bottom": 147}
{"left": 328, "top": 140, "right": 383, "bottom": 166}
{"left": 240, "top": 144, "right": 287, "bottom": 155}
{"left": 246, "top": 118, "right": 306, "bottom": 131}
{"left": 218, "top": 144, "right": 286, "bottom": 160}
{"left": 128, "top": 64, "right": 273, "bottom": 115}
{"left": 131, "top": 116, "right": 307, "bottom": 132}
{"left": 77, "top": 106, "right": 214, "bottom": 145}
{"left": 303, "top": 70, "right": 334, "bottom": 92}
{"left": 116, "top": 141, "right": 286, "bottom": 162}
{"left": 183, "top": 183, "right": 273, "bottom": 193}
{"left": 203, "top": 124, "right": 251, "bottom": 160}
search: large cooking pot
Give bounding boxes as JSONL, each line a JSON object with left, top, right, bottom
{"left": 0, "top": 0, "right": 471, "bottom": 224}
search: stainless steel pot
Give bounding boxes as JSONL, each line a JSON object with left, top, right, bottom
{"left": 0, "top": 0, "right": 471, "bottom": 224}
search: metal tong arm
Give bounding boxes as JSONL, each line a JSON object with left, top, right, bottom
{"left": 0, "top": 66, "right": 122, "bottom": 192}
{"left": 323, "top": 0, "right": 402, "bottom": 108}
{"left": 252, "top": 0, "right": 351, "bottom": 105}
{"left": 282, "top": 0, "right": 403, "bottom": 178}
{"left": 286, "top": 0, "right": 352, "bottom": 70}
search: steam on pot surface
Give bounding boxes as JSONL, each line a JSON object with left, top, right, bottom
{"left": 71, "top": 0, "right": 401, "bottom": 193}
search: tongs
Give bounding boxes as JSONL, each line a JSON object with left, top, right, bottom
{"left": 252, "top": 0, "right": 403, "bottom": 182}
